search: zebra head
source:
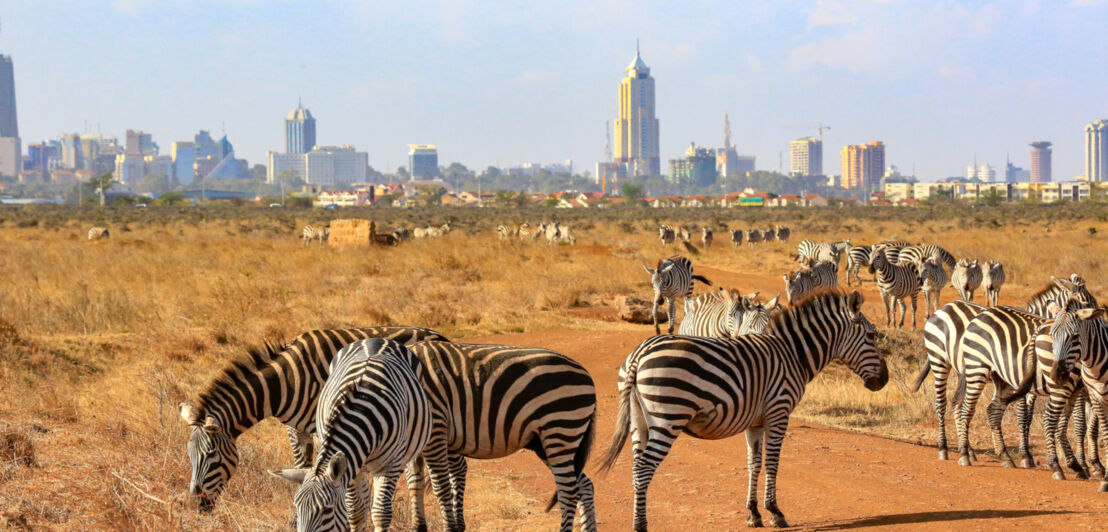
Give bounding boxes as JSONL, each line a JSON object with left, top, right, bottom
{"left": 735, "top": 293, "right": 780, "bottom": 336}
{"left": 180, "top": 403, "right": 238, "bottom": 511}
{"left": 272, "top": 452, "right": 351, "bottom": 532}
{"left": 1045, "top": 298, "right": 1086, "bottom": 383}
{"left": 1056, "top": 274, "right": 1099, "bottom": 308}
{"left": 642, "top": 260, "right": 670, "bottom": 305}
{"left": 833, "top": 291, "right": 888, "bottom": 392}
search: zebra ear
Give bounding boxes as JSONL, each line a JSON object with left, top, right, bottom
{"left": 847, "top": 290, "right": 864, "bottom": 313}
{"left": 641, "top": 265, "right": 655, "bottom": 275}
{"left": 1052, "top": 276, "right": 1076, "bottom": 292}
{"left": 325, "top": 452, "right": 348, "bottom": 483}
{"left": 767, "top": 294, "right": 781, "bottom": 310}
{"left": 179, "top": 403, "right": 198, "bottom": 425}
{"left": 1076, "top": 308, "right": 1106, "bottom": 321}
{"left": 270, "top": 468, "right": 308, "bottom": 484}
{"left": 202, "top": 416, "right": 222, "bottom": 434}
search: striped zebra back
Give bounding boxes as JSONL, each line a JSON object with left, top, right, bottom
{"left": 783, "top": 261, "right": 837, "bottom": 304}
{"left": 899, "top": 244, "right": 956, "bottom": 268}
{"left": 870, "top": 244, "right": 920, "bottom": 297}
{"left": 846, "top": 245, "right": 871, "bottom": 270}
{"left": 958, "top": 306, "right": 1046, "bottom": 389}
{"left": 645, "top": 255, "right": 696, "bottom": 299}
{"left": 922, "top": 299, "right": 987, "bottom": 371}
{"left": 88, "top": 226, "right": 110, "bottom": 240}
{"left": 179, "top": 326, "right": 447, "bottom": 507}
{"left": 1026, "top": 275, "right": 1099, "bottom": 317}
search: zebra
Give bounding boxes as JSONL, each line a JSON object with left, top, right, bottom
{"left": 178, "top": 326, "right": 448, "bottom": 516}
{"left": 658, "top": 225, "right": 676, "bottom": 247}
{"left": 87, "top": 226, "right": 110, "bottom": 240}
{"left": 951, "top": 259, "right": 983, "bottom": 302}
{"left": 302, "top": 225, "right": 329, "bottom": 245}
{"left": 678, "top": 288, "right": 780, "bottom": 338}
{"left": 599, "top": 290, "right": 887, "bottom": 529}
{"left": 845, "top": 243, "right": 872, "bottom": 286}
{"left": 403, "top": 341, "right": 598, "bottom": 532}
{"left": 730, "top": 229, "right": 744, "bottom": 248}
{"left": 911, "top": 276, "right": 1098, "bottom": 462}
{"left": 982, "top": 260, "right": 1006, "bottom": 307}
{"left": 642, "top": 255, "right": 713, "bottom": 335}
{"left": 795, "top": 240, "right": 822, "bottom": 261}
{"left": 678, "top": 226, "right": 692, "bottom": 243}
{"left": 392, "top": 229, "right": 412, "bottom": 242}
{"left": 496, "top": 224, "right": 517, "bottom": 240}
{"left": 700, "top": 227, "right": 713, "bottom": 250}
{"left": 272, "top": 338, "right": 432, "bottom": 532}
{"left": 775, "top": 225, "right": 790, "bottom": 242}
{"left": 518, "top": 223, "right": 534, "bottom": 240}
{"left": 746, "top": 229, "right": 763, "bottom": 247}
{"left": 554, "top": 222, "right": 577, "bottom": 244}
{"left": 797, "top": 239, "right": 843, "bottom": 268}
{"left": 783, "top": 261, "right": 837, "bottom": 305}
{"left": 870, "top": 244, "right": 921, "bottom": 328}
{"left": 762, "top": 228, "right": 776, "bottom": 242}
{"left": 896, "top": 244, "right": 957, "bottom": 269}
{"left": 920, "top": 257, "right": 948, "bottom": 318}
{"left": 1051, "top": 306, "right": 1108, "bottom": 491}
{"left": 875, "top": 241, "right": 911, "bottom": 264}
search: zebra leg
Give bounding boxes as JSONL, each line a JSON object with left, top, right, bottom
{"left": 404, "top": 456, "right": 430, "bottom": 532}
{"left": 1057, "top": 392, "right": 1088, "bottom": 479}
{"left": 932, "top": 363, "right": 952, "bottom": 460}
{"left": 666, "top": 297, "right": 677, "bottom": 335}
{"left": 575, "top": 474, "right": 597, "bottom": 532}
{"left": 539, "top": 436, "right": 582, "bottom": 532}
{"left": 762, "top": 417, "right": 791, "bottom": 528}
{"left": 956, "top": 375, "right": 988, "bottom": 466}
{"left": 1090, "top": 399, "right": 1108, "bottom": 492}
{"left": 1073, "top": 391, "right": 1089, "bottom": 474}
{"left": 631, "top": 423, "right": 679, "bottom": 531}
{"left": 286, "top": 426, "right": 315, "bottom": 469}
{"left": 371, "top": 467, "right": 404, "bottom": 532}
{"left": 984, "top": 379, "right": 1016, "bottom": 468}
{"left": 651, "top": 295, "right": 661, "bottom": 335}
{"left": 418, "top": 447, "right": 459, "bottom": 531}
{"left": 1017, "top": 395, "right": 1036, "bottom": 468}
{"left": 881, "top": 292, "right": 893, "bottom": 327}
{"left": 1043, "top": 392, "right": 1066, "bottom": 478}
{"left": 448, "top": 454, "right": 468, "bottom": 529}
{"left": 743, "top": 426, "right": 765, "bottom": 527}
{"left": 344, "top": 471, "right": 372, "bottom": 532}
{"left": 910, "top": 293, "right": 918, "bottom": 329}
{"left": 896, "top": 297, "right": 907, "bottom": 328}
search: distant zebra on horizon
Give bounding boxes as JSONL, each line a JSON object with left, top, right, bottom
{"left": 747, "top": 229, "right": 763, "bottom": 247}
{"left": 658, "top": 225, "right": 676, "bottom": 247}
{"left": 983, "top": 260, "right": 1006, "bottom": 307}
{"left": 301, "top": 224, "right": 329, "bottom": 245}
{"left": 920, "top": 257, "right": 948, "bottom": 318}
{"left": 600, "top": 291, "right": 887, "bottom": 530}
{"left": 642, "top": 255, "right": 713, "bottom": 334}
{"left": 870, "top": 244, "right": 921, "bottom": 328}
{"left": 701, "top": 227, "right": 713, "bottom": 250}
{"left": 951, "top": 259, "right": 983, "bottom": 302}
{"left": 678, "top": 288, "right": 780, "bottom": 338}
{"left": 775, "top": 225, "right": 790, "bottom": 242}
{"left": 730, "top": 229, "right": 744, "bottom": 248}
{"left": 87, "top": 226, "right": 110, "bottom": 240}
{"left": 178, "top": 325, "right": 448, "bottom": 525}
{"left": 272, "top": 338, "right": 432, "bottom": 532}
{"left": 845, "top": 243, "right": 871, "bottom": 286}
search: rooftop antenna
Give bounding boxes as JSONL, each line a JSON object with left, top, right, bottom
{"left": 604, "top": 120, "right": 612, "bottom": 163}
{"left": 723, "top": 113, "right": 732, "bottom": 149}
{"left": 636, "top": 38, "right": 640, "bottom": 55}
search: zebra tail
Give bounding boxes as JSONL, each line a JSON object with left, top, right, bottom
{"left": 951, "top": 370, "right": 967, "bottom": 408}
{"left": 909, "top": 359, "right": 931, "bottom": 393}
{"left": 598, "top": 369, "right": 635, "bottom": 475}
{"left": 692, "top": 274, "right": 713, "bottom": 287}
{"left": 545, "top": 409, "right": 596, "bottom": 512}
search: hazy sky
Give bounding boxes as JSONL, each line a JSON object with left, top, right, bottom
{"left": 5, "top": 1, "right": 1107, "bottom": 180}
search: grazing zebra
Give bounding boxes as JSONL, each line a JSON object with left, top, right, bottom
{"left": 875, "top": 241, "right": 911, "bottom": 264}
{"left": 920, "top": 257, "right": 948, "bottom": 318}
{"left": 797, "top": 239, "right": 843, "bottom": 267}
{"left": 775, "top": 225, "right": 790, "bottom": 242}
{"left": 642, "top": 255, "right": 713, "bottom": 335}
{"left": 730, "top": 229, "right": 744, "bottom": 248}
{"left": 845, "top": 243, "right": 872, "bottom": 286}
{"left": 796, "top": 240, "right": 822, "bottom": 261}
{"left": 982, "top": 260, "right": 1006, "bottom": 307}
{"left": 701, "top": 227, "right": 713, "bottom": 250}
{"left": 658, "top": 225, "right": 676, "bottom": 247}
{"left": 679, "top": 226, "right": 692, "bottom": 243}
{"left": 762, "top": 228, "right": 776, "bottom": 242}
{"left": 678, "top": 288, "right": 780, "bottom": 338}
{"left": 896, "top": 244, "right": 957, "bottom": 269}
{"left": 403, "top": 342, "right": 598, "bottom": 532}
{"left": 178, "top": 326, "right": 448, "bottom": 516}
{"left": 746, "top": 229, "right": 763, "bottom": 247}
{"left": 951, "top": 259, "right": 983, "bottom": 302}
{"left": 783, "top": 261, "right": 837, "bottom": 305}
{"left": 392, "top": 229, "right": 412, "bottom": 242}
{"left": 496, "top": 224, "right": 517, "bottom": 240}
{"left": 302, "top": 225, "right": 329, "bottom": 245}
{"left": 870, "top": 244, "right": 921, "bottom": 328}
{"left": 87, "top": 226, "right": 110, "bottom": 240}
{"left": 600, "top": 291, "right": 887, "bottom": 529}
{"left": 272, "top": 339, "right": 432, "bottom": 532}
{"left": 912, "top": 276, "right": 1100, "bottom": 461}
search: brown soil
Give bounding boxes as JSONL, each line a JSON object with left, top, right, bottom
{"left": 454, "top": 326, "right": 1108, "bottom": 531}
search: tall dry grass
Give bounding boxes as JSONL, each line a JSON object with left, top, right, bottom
{"left": 2, "top": 207, "right": 1107, "bottom": 529}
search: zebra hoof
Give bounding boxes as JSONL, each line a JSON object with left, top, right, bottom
{"left": 1073, "top": 467, "right": 1090, "bottom": 480}
{"left": 1001, "top": 460, "right": 1015, "bottom": 469}
{"left": 1099, "top": 481, "right": 1108, "bottom": 492}
{"left": 958, "top": 456, "right": 972, "bottom": 466}
{"left": 1020, "top": 457, "right": 1035, "bottom": 469}
{"left": 1091, "top": 466, "right": 1105, "bottom": 479}
{"left": 746, "top": 515, "right": 763, "bottom": 528}
{"left": 1053, "top": 470, "right": 1066, "bottom": 481}
{"left": 768, "top": 514, "right": 789, "bottom": 528}
{"left": 938, "top": 449, "right": 948, "bottom": 460}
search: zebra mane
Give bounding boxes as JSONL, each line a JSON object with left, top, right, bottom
{"left": 1027, "top": 282, "right": 1063, "bottom": 305}
{"left": 194, "top": 340, "right": 287, "bottom": 418}
{"left": 767, "top": 289, "right": 850, "bottom": 333}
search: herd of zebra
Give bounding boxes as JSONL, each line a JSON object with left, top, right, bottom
{"left": 657, "top": 223, "right": 791, "bottom": 250}
{"left": 496, "top": 221, "right": 577, "bottom": 244}
{"left": 301, "top": 223, "right": 453, "bottom": 246}
{"left": 174, "top": 230, "right": 1108, "bottom": 531}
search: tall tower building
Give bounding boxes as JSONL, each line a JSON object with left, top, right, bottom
{"left": 1030, "top": 141, "right": 1052, "bottom": 183}
{"left": 614, "top": 44, "right": 660, "bottom": 176}
{"left": 716, "top": 113, "right": 740, "bottom": 177}
{"left": 285, "top": 100, "right": 316, "bottom": 154}
{"left": 789, "top": 137, "right": 823, "bottom": 176}
{"left": 1086, "top": 119, "right": 1108, "bottom": 182}
{"left": 840, "top": 141, "right": 884, "bottom": 190}
{"left": 0, "top": 54, "right": 17, "bottom": 138}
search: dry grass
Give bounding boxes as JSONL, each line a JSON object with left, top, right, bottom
{"left": 2, "top": 207, "right": 1107, "bottom": 529}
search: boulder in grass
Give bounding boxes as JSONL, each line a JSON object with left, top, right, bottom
{"left": 615, "top": 295, "right": 668, "bottom": 325}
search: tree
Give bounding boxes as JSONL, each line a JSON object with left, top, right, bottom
{"left": 979, "top": 188, "right": 1005, "bottom": 207}
{"left": 81, "top": 173, "right": 114, "bottom": 206}
{"left": 620, "top": 183, "right": 644, "bottom": 203}
{"left": 415, "top": 185, "right": 447, "bottom": 206}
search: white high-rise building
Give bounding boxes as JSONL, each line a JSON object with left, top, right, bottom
{"left": 1086, "top": 119, "right": 1108, "bottom": 182}
{"left": 965, "top": 164, "right": 997, "bottom": 183}
{"left": 267, "top": 145, "right": 368, "bottom": 186}
{"left": 789, "top": 137, "right": 822, "bottom": 176}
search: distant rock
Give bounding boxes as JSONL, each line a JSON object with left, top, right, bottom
{"left": 615, "top": 295, "right": 668, "bottom": 325}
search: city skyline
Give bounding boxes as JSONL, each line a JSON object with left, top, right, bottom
{"left": 3, "top": 2, "right": 1108, "bottom": 180}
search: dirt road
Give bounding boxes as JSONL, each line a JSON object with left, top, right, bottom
{"left": 456, "top": 325, "right": 1107, "bottom": 531}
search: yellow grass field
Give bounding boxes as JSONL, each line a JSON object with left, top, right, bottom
{"left": 1, "top": 205, "right": 1106, "bottom": 530}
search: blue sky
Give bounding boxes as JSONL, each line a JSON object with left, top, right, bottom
{"left": 4, "top": 0, "right": 1107, "bottom": 180}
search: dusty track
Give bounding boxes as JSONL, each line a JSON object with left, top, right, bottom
{"left": 456, "top": 328, "right": 1107, "bottom": 531}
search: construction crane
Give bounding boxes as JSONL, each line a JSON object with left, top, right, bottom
{"left": 784, "top": 122, "right": 830, "bottom": 143}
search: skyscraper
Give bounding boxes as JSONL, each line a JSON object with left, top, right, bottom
{"left": 789, "top": 137, "right": 823, "bottom": 177}
{"left": 614, "top": 45, "right": 660, "bottom": 176}
{"left": 716, "top": 114, "right": 740, "bottom": 177}
{"left": 1030, "top": 141, "right": 1052, "bottom": 183}
{"left": 840, "top": 141, "right": 884, "bottom": 190}
{"left": 1086, "top": 119, "right": 1108, "bottom": 182}
{"left": 286, "top": 101, "right": 316, "bottom": 154}
{"left": 408, "top": 145, "right": 439, "bottom": 179}
{"left": 0, "top": 54, "right": 17, "bottom": 138}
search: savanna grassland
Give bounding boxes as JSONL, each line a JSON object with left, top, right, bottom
{"left": 1, "top": 203, "right": 1107, "bottom": 530}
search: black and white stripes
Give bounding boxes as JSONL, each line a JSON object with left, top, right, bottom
{"left": 870, "top": 244, "right": 922, "bottom": 328}
{"left": 642, "top": 255, "right": 712, "bottom": 334}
